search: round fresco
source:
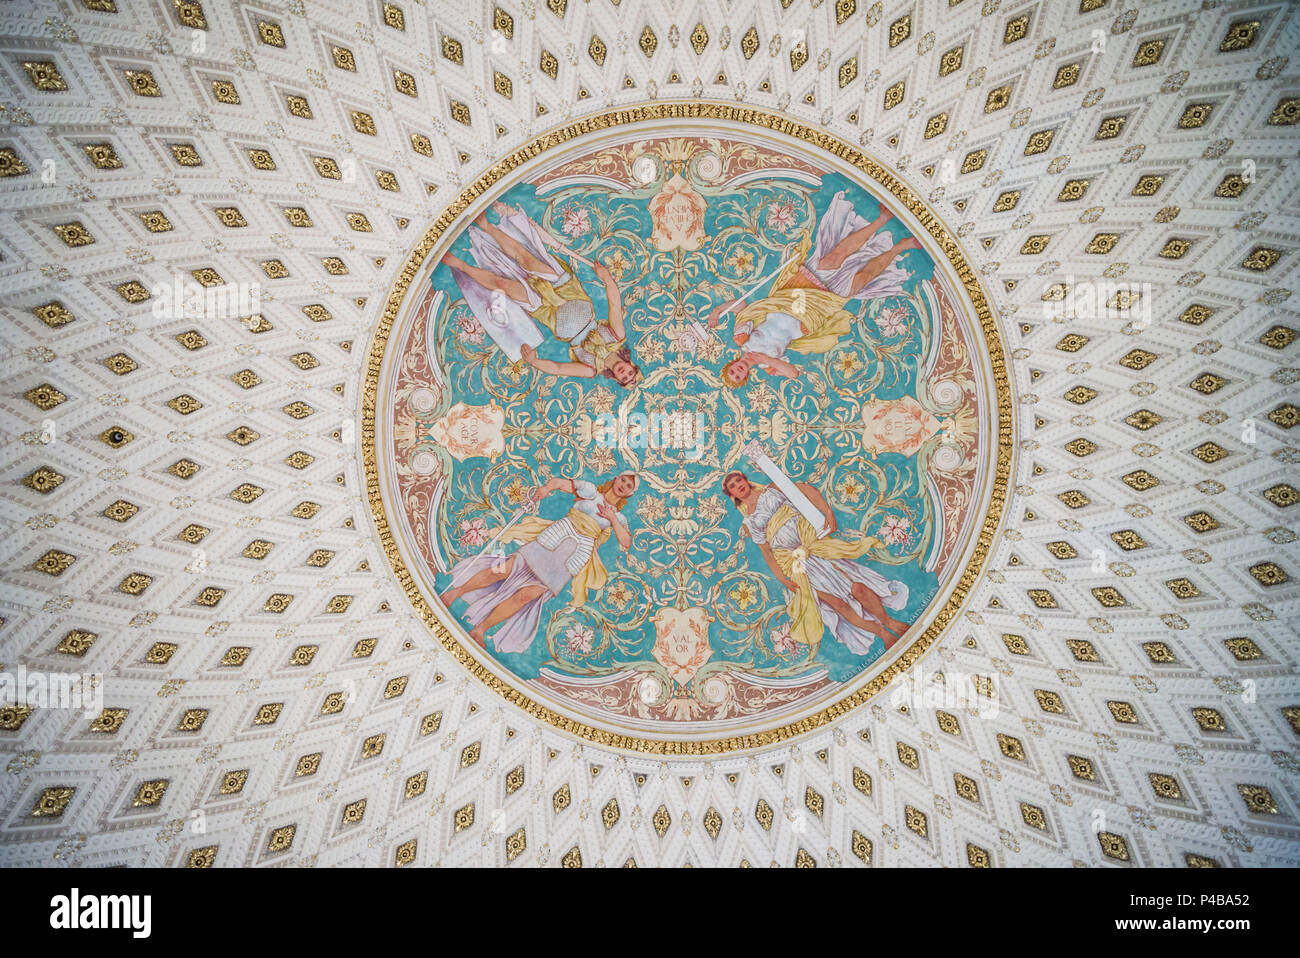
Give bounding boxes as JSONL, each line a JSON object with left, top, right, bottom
{"left": 365, "top": 105, "right": 1011, "bottom": 754}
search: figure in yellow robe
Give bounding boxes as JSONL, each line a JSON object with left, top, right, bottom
{"left": 723, "top": 471, "right": 911, "bottom": 659}
{"left": 709, "top": 191, "right": 921, "bottom": 386}
{"left": 442, "top": 202, "right": 641, "bottom": 387}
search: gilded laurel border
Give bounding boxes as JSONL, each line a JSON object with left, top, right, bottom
{"left": 362, "top": 101, "right": 1014, "bottom": 756}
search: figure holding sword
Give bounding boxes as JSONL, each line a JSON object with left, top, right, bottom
{"left": 442, "top": 201, "right": 641, "bottom": 387}
{"left": 723, "top": 444, "right": 910, "bottom": 656}
{"left": 708, "top": 193, "right": 921, "bottom": 386}
{"left": 439, "top": 472, "right": 638, "bottom": 652}
{"left": 679, "top": 254, "right": 795, "bottom": 352}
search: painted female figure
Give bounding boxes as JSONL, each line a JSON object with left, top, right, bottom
{"left": 722, "top": 471, "right": 910, "bottom": 657}
{"left": 440, "top": 473, "right": 638, "bottom": 652}
{"left": 710, "top": 193, "right": 921, "bottom": 386}
{"left": 443, "top": 202, "right": 641, "bottom": 387}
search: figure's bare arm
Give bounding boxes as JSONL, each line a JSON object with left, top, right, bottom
{"left": 531, "top": 476, "right": 576, "bottom": 502}
{"left": 748, "top": 352, "right": 800, "bottom": 379}
{"left": 509, "top": 209, "right": 587, "bottom": 267}
{"left": 551, "top": 360, "right": 598, "bottom": 377}
{"left": 796, "top": 481, "right": 836, "bottom": 534}
{"left": 538, "top": 231, "right": 592, "bottom": 268}
{"left": 594, "top": 263, "right": 626, "bottom": 340}
{"left": 759, "top": 542, "right": 799, "bottom": 591}
{"left": 597, "top": 502, "right": 632, "bottom": 549}
{"left": 707, "top": 299, "right": 743, "bottom": 328}
{"left": 521, "top": 344, "right": 597, "bottom": 378}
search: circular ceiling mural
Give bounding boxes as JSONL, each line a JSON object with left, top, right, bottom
{"left": 365, "top": 104, "right": 1011, "bottom": 754}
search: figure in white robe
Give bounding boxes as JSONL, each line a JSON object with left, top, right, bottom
{"left": 808, "top": 190, "right": 916, "bottom": 300}
{"left": 440, "top": 474, "right": 637, "bottom": 653}
{"left": 442, "top": 203, "right": 639, "bottom": 386}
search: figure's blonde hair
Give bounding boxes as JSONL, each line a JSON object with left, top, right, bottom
{"left": 596, "top": 472, "right": 638, "bottom": 510}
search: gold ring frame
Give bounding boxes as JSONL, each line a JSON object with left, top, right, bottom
{"left": 362, "top": 102, "right": 1014, "bottom": 756}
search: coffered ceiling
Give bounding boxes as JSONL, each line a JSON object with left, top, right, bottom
{"left": 0, "top": 0, "right": 1297, "bottom": 867}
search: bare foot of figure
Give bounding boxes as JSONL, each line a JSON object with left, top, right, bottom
{"left": 897, "top": 237, "right": 922, "bottom": 254}
{"left": 855, "top": 616, "right": 896, "bottom": 649}
{"left": 439, "top": 586, "right": 462, "bottom": 606}
{"left": 468, "top": 625, "right": 488, "bottom": 648}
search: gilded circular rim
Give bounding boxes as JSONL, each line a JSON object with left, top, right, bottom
{"left": 362, "top": 101, "right": 1014, "bottom": 756}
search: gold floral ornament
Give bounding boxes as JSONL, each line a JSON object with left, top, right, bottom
{"left": 53, "top": 222, "right": 94, "bottom": 247}
{"left": 0, "top": 148, "right": 29, "bottom": 177}
{"left": 32, "top": 787, "right": 75, "bottom": 817}
{"left": 83, "top": 143, "right": 121, "bottom": 169}
{"left": 1054, "top": 62, "right": 1080, "bottom": 88}
{"left": 1269, "top": 98, "right": 1300, "bottom": 125}
{"left": 33, "top": 549, "right": 75, "bottom": 576}
{"left": 25, "top": 384, "right": 65, "bottom": 410}
{"left": 212, "top": 79, "right": 238, "bottom": 103}
{"left": 24, "top": 61, "right": 68, "bottom": 91}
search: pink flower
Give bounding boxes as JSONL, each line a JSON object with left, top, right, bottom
{"left": 770, "top": 624, "right": 799, "bottom": 657}
{"left": 456, "top": 313, "right": 484, "bottom": 344}
{"left": 766, "top": 202, "right": 797, "bottom": 232}
{"left": 458, "top": 518, "right": 488, "bottom": 548}
{"left": 565, "top": 624, "right": 594, "bottom": 655}
{"left": 561, "top": 207, "right": 591, "bottom": 237}
{"left": 875, "top": 306, "right": 908, "bottom": 338}
{"left": 879, "top": 514, "right": 910, "bottom": 546}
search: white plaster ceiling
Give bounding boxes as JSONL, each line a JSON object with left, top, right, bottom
{"left": 0, "top": 0, "right": 1297, "bottom": 867}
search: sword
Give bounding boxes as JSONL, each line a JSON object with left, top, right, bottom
{"left": 692, "top": 254, "right": 799, "bottom": 343}
{"left": 451, "top": 496, "right": 539, "bottom": 584}
{"left": 742, "top": 440, "right": 833, "bottom": 537}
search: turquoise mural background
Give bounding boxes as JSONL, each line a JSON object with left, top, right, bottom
{"left": 418, "top": 159, "right": 946, "bottom": 688}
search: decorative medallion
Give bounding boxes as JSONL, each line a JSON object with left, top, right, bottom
{"left": 364, "top": 104, "right": 1011, "bottom": 754}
